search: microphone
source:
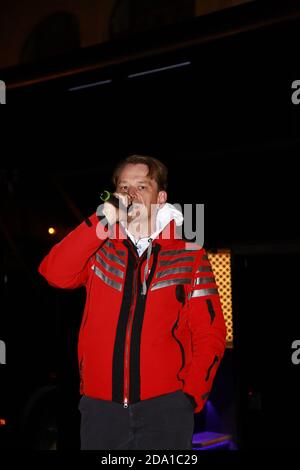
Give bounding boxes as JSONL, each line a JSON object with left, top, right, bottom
{"left": 100, "top": 190, "right": 131, "bottom": 213}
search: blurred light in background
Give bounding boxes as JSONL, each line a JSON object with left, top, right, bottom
{"left": 208, "top": 250, "right": 233, "bottom": 348}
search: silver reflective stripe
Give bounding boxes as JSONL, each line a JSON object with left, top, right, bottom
{"left": 96, "top": 254, "right": 124, "bottom": 279}
{"left": 100, "top": 247, "right": 125, "bottom": 267}
{"left": 116, "top": 250, "right": 126, "bottom": 257}
{"left": 106, "top": 240, "right": 114, "bottom": 249}
{"left": 151, "top": 278, "right": 191, "bottom": 291}
{"left": 161, "top": 249, "right": 192, "bottom": 257}
{"left": 196, "top": 266, "right": 213, "bottom": 273}
{"left": 156, "top": 267, "right": 193, "bottom": 279}
{"left": 202, "top": 254, "right": 208, "bottom": 261}
{"left": 160, "top": 256, "right": 195, "bottom": 267}
{"left": 194, "top": 277, "right": 215, "bottom": 285}
{"left": 105, "top": 240, "right": 125, "bottom": 257}
{"left": 189, "top": 288, "right": 218, "bottom": 299}
{"left": 94, "top": 266, "right": 122, "bottom": 291}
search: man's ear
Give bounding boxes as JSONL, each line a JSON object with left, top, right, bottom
{"left": 157, "top": 191, "right": 167, "bottom": 207}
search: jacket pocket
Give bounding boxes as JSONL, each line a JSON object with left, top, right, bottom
{"left": 171, "top": 316, "right": 186, "bottom": 386}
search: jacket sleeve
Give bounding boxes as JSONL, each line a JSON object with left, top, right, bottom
{"left": 182, "top": 248, "right": 227, "bottom": 413}
{"left": 38, "top": 213, "right": 111, "bottom": 289}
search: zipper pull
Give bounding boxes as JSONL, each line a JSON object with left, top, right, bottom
{"left": 123, "top": 398, "right": 129, "bottom": 409}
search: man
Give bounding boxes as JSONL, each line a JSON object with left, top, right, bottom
{"left": 39, "top": 155, "right": 226, "bottom": 450}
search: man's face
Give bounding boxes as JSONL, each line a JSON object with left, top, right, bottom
{"left": 116, "top": 163, "right": 167, "bottom": 232}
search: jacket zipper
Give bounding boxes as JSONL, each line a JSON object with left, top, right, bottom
{"left": 123, "top": 243, "right": 149, "bottom": 408}
{"left": 123, "top": 300, "right": 136, "bottom": 408}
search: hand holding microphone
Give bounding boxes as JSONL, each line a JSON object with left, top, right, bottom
{"left": 99, "top": 190, "right": 132, "bottom": 225}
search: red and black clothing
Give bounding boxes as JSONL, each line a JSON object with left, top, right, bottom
{"left": 39, "top": 212, "right": 226, "bottom": 414}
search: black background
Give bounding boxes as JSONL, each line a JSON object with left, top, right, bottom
{"left": 1, "top": 0, "right": 300, "bottom": 459}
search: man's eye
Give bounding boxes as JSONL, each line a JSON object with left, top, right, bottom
{"left": 138, "top": 186, "right": 146, "bottom": 190}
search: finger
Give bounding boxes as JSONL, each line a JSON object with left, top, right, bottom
{"left": 113, "top": 192, "right": 129, "bottom": 208}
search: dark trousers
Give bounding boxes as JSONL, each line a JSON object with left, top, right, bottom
{"left": 79, "top": 390, "right": 195, "bottom": 450}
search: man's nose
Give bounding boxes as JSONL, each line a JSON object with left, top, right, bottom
{"left": 128, "top": 188, "right": 138, "bottom": 200}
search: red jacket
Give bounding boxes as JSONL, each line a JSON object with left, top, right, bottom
{"left": 39, "top": 213, "right": 226, "bottom": 413}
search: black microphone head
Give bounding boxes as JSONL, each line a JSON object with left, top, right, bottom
{"left": 100, "top": 190, "right": 129, "bottom": 213}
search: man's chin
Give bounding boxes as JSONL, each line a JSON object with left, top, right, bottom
{"left": 128, "top": 205, "right": 147, "bottom": 221}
